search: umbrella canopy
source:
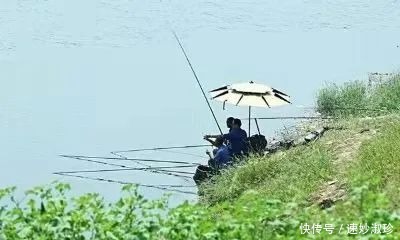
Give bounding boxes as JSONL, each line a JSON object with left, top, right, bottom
{"left": 210, "top": 81, "right": 291, "bottom": 108}
{"left": 210, "top": 81, "right": 291, "bottom": 136}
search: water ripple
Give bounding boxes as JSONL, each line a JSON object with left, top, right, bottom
{"left": 0, "top": 0, "right": 399, "bottom": 52}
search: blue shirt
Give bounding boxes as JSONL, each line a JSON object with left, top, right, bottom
{"left": 214, "top": 145, "right": 232, "bottom": 166}
{"left": 223, "top": 128, "right": 248, "bottom": 155}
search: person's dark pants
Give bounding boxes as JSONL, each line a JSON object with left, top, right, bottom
{"left": 232, "top": 153, "right": 245, "bottom": 161}
{"left": 208, "top": 158, "right": 218, "bottom": 169}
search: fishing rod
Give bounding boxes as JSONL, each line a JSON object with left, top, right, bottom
{"left": 242, "top": 116, "right": 338, "bottom": 120}
{"left": 320, "top": 107, "right": 389, "bottom": 112}
{"left": 60, "top": 155, "right": 202, "bottom": 166}
{"left": 59, "top": 143, "right": 211, "bottom": 183}
{"left": 110, "top": 143, "right": 211, "bottom": 166}
{"left": 111, "top": 144, "right": 211, "bottom": 154}
{"left": 60, "top": 155, "right": 196, "bottom": 180}
{"left": 246, "top": 107, "right": 391, "bottom": 121}
{"left": 154, "top": 149, "right": 207, "bottom": 159}
{"left": 112, "top": 148, "right": 207, "bottom": 160}
{"left": 110, "top": 151, "right": 159, "bottom": 175}
{"left": 107, "top": 151, "right": 203, "bottom": 181}
{"left": 172, "top": 31, "right": 223, "bottom": 135}
{"left": 55, "top": 172, "right": 197, "bottom": 195}
{"left": 65, "top": 156, "right": 196, "bottom": 173}
{"left": 159, "top": 0, "right": 221, "bottom": 132}
{"left": 54, "top": 166, "right": 195, "bottom": 176}
{"left": 296, "top": 105, "right": 390, "bottom": 112}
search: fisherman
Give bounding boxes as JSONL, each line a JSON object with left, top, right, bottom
{"left": 226, "top": 116, "right": 235, "bottom": 132}
{"left": 226, "top": 118, "right": 248, "bottom": 158}
{"left": 204, "top": 118, "right": 248, "bottom": 159}
{"left": 193, "top": 136, "right": 232, "bottom": 186}
{"left": 206, "top": 136, "right": 232, "bottom": 169}
{"left": 204, "top": 117, "right": 234, "bottom": 147}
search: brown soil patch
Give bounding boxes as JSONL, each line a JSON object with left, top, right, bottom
{"left": 312, "top": 127, "right": 377, "bottom": 208}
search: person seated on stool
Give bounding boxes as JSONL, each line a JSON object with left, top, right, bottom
{"left": 204, "top": 136, "right": 232, "bottom": 170}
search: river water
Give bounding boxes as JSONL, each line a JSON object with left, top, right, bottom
{"left": 0, "top": 0, "right": 399, "bottom": 203}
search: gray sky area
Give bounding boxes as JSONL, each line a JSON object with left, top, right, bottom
{"left": 0, "top": 0, "right": 399, "bottom": 203}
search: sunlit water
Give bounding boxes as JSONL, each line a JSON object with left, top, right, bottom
{"left": 1, "top": 0, "right": 399, "bottom": 204}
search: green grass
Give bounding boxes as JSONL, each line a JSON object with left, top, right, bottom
{"left": 200, "top": 145, "right": 334, "bottom": 205}
{"left": 349, "top": 122, "right": 400, "bottom": 207}
{"left": 316, "top": 74, "right": 400, "bottom": 117}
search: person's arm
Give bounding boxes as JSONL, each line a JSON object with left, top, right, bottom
{"left": 205, "top": 150, "right": 213, "bottom": 159}
{"left": 204, "top": 134, "right": 222, "bottom": 139}
{"left": 222, "top": 133, "right": 231, "bottom": 141}
{"left": 203, "top": 136, "right": 217, "bottom": 146}
{"left": 204, "top": 134, "right": 228, "bottom": 147}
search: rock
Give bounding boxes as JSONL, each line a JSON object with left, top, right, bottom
{"left": 359, "top": 128, "right": 370, "bottom": 133}
{"left": 319, "top": 199, "right": 334, "bottom": 209}
{"left": 328, "top": 180, "right": 337, "bottom": 185}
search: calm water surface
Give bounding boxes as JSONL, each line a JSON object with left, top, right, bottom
{"left": 0, "top": 1, "right": 399, "bottom": 203}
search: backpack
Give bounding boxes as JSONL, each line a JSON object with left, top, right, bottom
{"left": 247, "top": 134, "right": 268, "bottom": 155}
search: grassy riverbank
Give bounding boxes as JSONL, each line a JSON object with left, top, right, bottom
{"left": 1, "top": 75, "right": 400, "bottom": 239}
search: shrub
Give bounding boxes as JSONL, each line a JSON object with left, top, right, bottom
{"left": 370, "top": 74, "right": 400, "bottom": 113}
{"left": 316, "top": 75, "right": 400, "bottom": 117}
{"left": 316, "top": 81, "right": 369, "bottom": 117}
{"left": 0, "top": 183, "right": 168, "bottom": 240}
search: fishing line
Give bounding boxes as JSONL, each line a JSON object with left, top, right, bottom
{"left": 55, "top": 172, "right": 197, "bottom": 195}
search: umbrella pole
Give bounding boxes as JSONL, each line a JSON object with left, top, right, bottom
{"left": 255, "top": 118, "right": 261, "bottom": 135}
{"left": 248, "top": 106, "right": 251, "bottom": 136}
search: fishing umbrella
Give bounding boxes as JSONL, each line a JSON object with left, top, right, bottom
{"left": 210, "top": 81, "right": 291, "bottom": 134}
